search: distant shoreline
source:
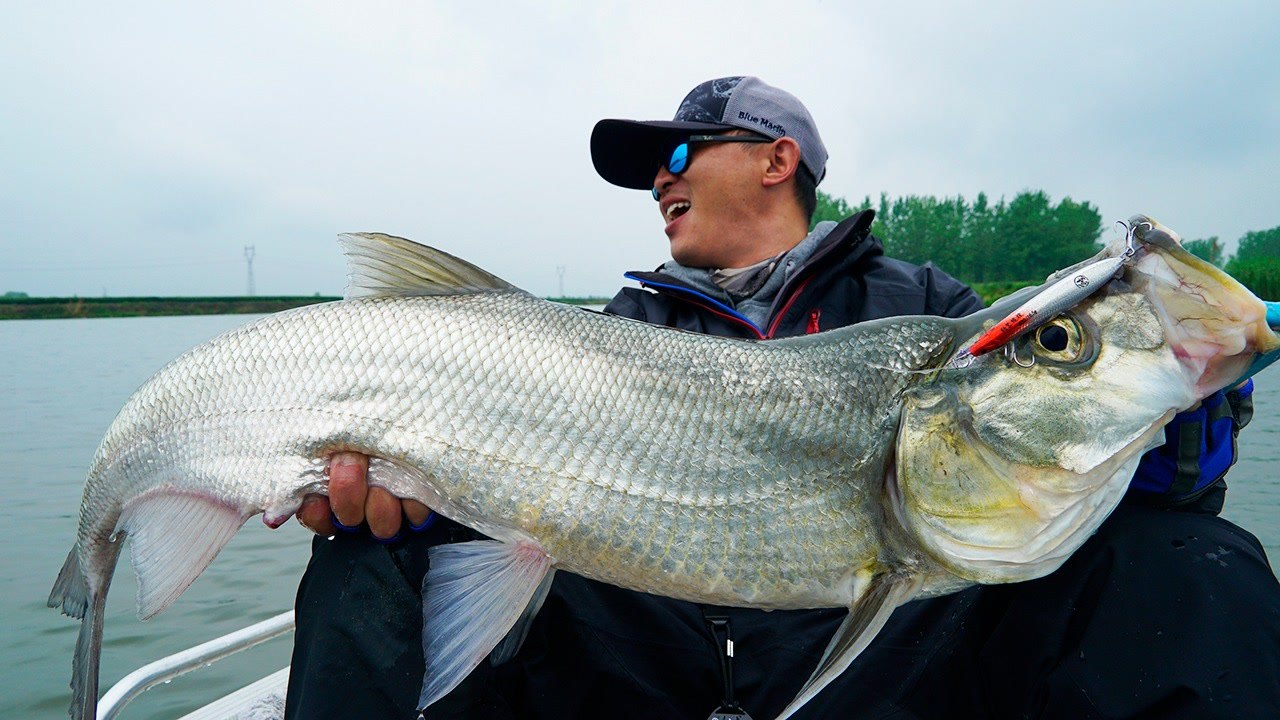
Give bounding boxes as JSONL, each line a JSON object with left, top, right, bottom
{"left": 0, "top": 296, "right": 614, "bottom": 320}
{"left": 0, "top": 283, "right": 1024, "bottom": 320}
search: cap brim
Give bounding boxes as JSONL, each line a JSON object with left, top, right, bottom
{"left": 591, "top": 118, "right": 736, "bottom": 190}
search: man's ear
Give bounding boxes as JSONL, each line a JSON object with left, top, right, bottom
{"left": 761, "top": 137, "right": 801, "bottom": 189}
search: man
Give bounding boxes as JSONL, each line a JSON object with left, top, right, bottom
{"left": 286, "top": 77, "right": 1280, "bottom": 718}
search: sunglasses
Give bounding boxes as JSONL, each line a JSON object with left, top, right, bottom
{"left": 651, "top": 134, "right": 774, "bottom": 200}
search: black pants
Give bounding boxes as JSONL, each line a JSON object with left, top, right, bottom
{"left": 285, "top": 493, "right": 1280, "bottom": 720}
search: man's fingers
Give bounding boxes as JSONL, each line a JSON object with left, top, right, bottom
{"left": 367, "top": 486, "right": 403, "bottom": 540}
{"left": 329, "top": 452, "right": 369, "bottom": 527}
{"left": 317, "top": 452, "right": 431, "bottom": 539}
{"left": 297, "top": 494, "right": 336, "bottom": 536}
{"left": 404, "top": 499, "right": 433, "bottom": 528}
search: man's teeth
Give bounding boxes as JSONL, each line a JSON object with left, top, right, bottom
{"left": 665, "top": 202, "right": 691, "bottom": 222}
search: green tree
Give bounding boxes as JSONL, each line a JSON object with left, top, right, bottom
{"left": 1234, "top": 225, "right": 1280, "bottom": 263}
{"left": 964, "top": 192, "right": 1003, "bottom": 282}
{"left": 1183, "top": 237, "right": 1224, "bottom": 266}
{"left": 990, "top": 191, "right": 1054, "bottom": 281}
{"left": 812, "top": 188, "right": 1102, "bottom": 284}
{"left": 877, "top": 194, "right": 970, "bottom": 276}
{"left": 1041, "top": 196, "right": 1104, "bottom": 274}
{"left": 1224, "top": 257, "right": 1280, "bottom": 300}
{"left": 993, "top": 193, "right": 1098, "bottom": 280}
{"left": 811, "top": 190, "right": 857, "bottom": 228}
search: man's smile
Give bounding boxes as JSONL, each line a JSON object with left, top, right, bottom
{"left": 664, "top": 201, "right": 691, "bottom": 223}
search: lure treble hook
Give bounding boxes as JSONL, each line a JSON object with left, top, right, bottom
{"left": 1114, "top": 219, "right": 1151, "bottom": 258}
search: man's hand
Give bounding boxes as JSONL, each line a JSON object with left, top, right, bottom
{"left": 296, "top": 451, "right": 434, "bottom": 539}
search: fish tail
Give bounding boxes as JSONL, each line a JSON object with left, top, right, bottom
{"left": 49, "top": 544, "right": 120, "bottom": 720}
{"left": 69, "top": 589, "right": 107, "bottom": 720}
{"left": 49, "top": 549, "right": 90, "bottom": 619}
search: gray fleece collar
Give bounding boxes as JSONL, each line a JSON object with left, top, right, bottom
{"left": 657, "top": 221, "right": 837, "bottom": 328}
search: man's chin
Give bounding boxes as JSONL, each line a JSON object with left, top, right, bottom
{"left": 669, "top": 245, "right": 703, "bottom": 268}
{"left": 667, "top": 235, "right": 692, "bottom": 264}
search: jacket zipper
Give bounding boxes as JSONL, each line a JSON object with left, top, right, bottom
{"left": 764, "top": 276, "right": 815, "bottom": 338}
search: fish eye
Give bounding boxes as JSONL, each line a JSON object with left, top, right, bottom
{"left": 1032, "top": 317, "right": 1085, "bottom": 362}
{"left": 1038, "top": 324, "right": 1069, "bottom": 351}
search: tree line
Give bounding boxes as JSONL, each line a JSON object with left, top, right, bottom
{"left": 813, "top": 190, "right": 1280, "bottom": 299}
{"left": 1181, "top": 229, "right": 1280, "bottom": 300}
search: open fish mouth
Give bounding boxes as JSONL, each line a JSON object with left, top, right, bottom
{"left": 1121, "top": 215, "right": 1280, "bottom": 394}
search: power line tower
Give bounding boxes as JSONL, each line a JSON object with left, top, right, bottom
{"left": 556, "top": 265, "right": 566, "bottom": 298}
{"left": 244, "top": 246, "right": 256, "bottom": 296}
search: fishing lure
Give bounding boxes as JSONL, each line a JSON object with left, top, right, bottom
{"left": 947, "top": 223, "right": 1141, "bottom": 369}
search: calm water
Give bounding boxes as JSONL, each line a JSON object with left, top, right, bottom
{"left": 2, "top": 315, "right": 1278, "bottom": 719}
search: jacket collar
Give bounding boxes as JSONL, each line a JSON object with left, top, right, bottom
{"left": 799, "top": 208, "right": 880, "bottom": 276}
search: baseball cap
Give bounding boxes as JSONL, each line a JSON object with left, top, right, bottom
{"left": 591, "top": 76, "right": 829, "bottom": 190}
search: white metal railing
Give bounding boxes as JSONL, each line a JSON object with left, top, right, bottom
{"left": 97, "top": 611, "right": 295, "bottom": 720}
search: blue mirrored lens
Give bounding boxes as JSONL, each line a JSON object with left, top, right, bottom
{"left": 668, "top": 143, "right": 689, "bottom": 174}
{"left": 654, "top": 142, "right": 693, "bottom": 200}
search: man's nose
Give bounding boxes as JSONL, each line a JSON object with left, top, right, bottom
{"left": 652, "top": 165, "right": 676, "bottom": 200}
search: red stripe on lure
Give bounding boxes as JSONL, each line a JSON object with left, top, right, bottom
{"left": 948, "top": 254, "right": 1128, "bottom": 367}
{"left": 968, "top": 311, "right": 1036, "bottom": 356}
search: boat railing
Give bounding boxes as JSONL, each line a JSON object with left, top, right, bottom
{"left": 97, "top": 610, "right": 295, "bottom": 720}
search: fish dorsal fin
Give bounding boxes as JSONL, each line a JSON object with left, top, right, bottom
{"left": 774, "top": 572, "right": 920, "bottom": 720}
{"left": 338, "top": 232, "right": 519, "bottom": 299}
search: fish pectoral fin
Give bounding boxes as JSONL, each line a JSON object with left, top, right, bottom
{"left": 338, "top": 232, "right": 521, "bottom": 299}
{"left": 774, "top": 572, "right": 921, "bottom": 720}
{"left": 119, "top": 492, "right": 249, "bottom": 620}
{"left": 490, "top": 568, "right": 557, "bottom": 666}
{"left": 418, "top": 539, "right": 552, "bottom": 710}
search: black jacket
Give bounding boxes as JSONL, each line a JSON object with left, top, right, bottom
{"left": 286, "top": 213, "right": 1280, "bottom": 720}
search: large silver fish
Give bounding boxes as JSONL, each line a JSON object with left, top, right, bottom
{"left": 49, "top": 216, "right": 1279, "bottom": 720}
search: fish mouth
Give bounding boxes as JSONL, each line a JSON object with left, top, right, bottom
{"left": 1124, "top": 215, "right": 1280, "bottom": 395}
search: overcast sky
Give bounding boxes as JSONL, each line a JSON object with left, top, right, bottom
{"left": 2, "top": 1, "right": 1277, "bottom": 298}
